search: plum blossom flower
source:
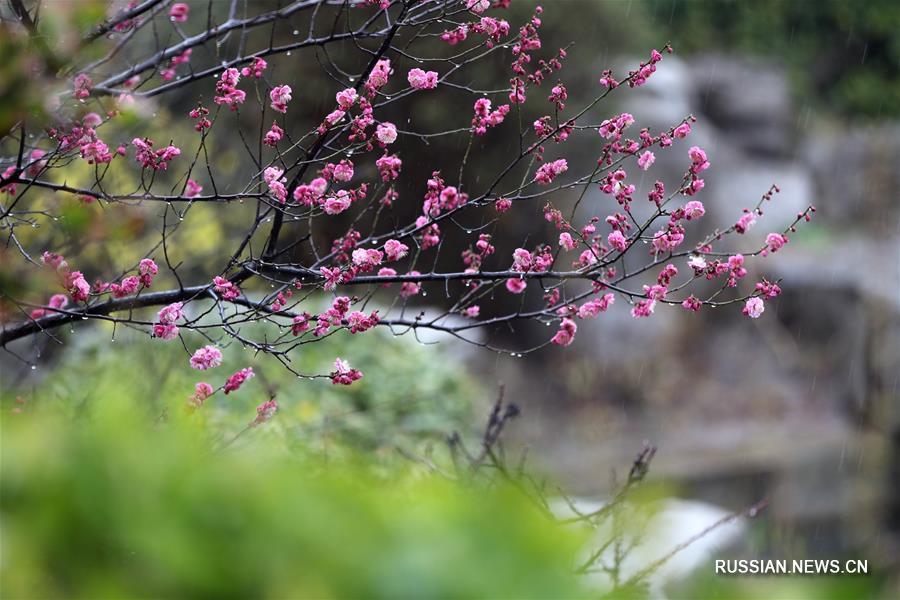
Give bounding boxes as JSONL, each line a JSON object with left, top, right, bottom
{"left": 213, "top": 276, "right": 240, "bottom": 300}
{"left": 67, "top": 271, "right": 91, "bottom": 302}
{"left": 506, "top": 278, "right": 526, "bottom": 294}
{"left": 336, "top": 88, "right": 358, "bottom": 109}
{"left": 157, "top": 302, "right": 183, "bottom": 324}
{"left": 188, "top": 382, "right": 214, "bottom": 407}
{"left": 683, "top": 200, "right": 705, "bottom": 220}
{"left": 467, "top": 0, "right": 490, "bottom": 12}
{"left": 332, "top": 159, "right": 354, "bottom": 182}
{"left": 264, "top": 123, "right": 284, "bottom": 146}
{"left": 559, "top": 232, "right": 577, "bottom": 251}
{"left": 138, "top": 258, "right": 158, "bottom": 287}
{"left": 323, "top": 190, "right": 352, "bottom": 215}
{"left": 73, "top": 73, "right": 92, "bottom": 100}
{"left": 383, "top": 239, "right": 409, "bottom": 261}
{"left": 351, "top": 248, "right": 383, "bottom": 268}
{"left": 375, "top": 122, "right": 398, "bottom": 145}
{"left": 608, "top": 230, "right": 628, "bottom": 252}
{"left": 535, "top": 159, "right": 567, "bottom": 185}
{"left": 264, "top": 166, "right": 287, "bottom": 204}
{"left": 577, "top": 293, "right": 615, "bottom": 318}
{"left": 462, "top": 305, "right": 480, "bottom": 318}
{"left": 169, "top": 3, "right": 189, "bottom": 22}
{"left": 331, "top": 358, "right": 363, "bottom": 385}
{"left": 673, "top": 122, "right": 692, "bottom": 138}
{"left": 185, "top": 179, "right": 203, "bottom": 197}
{"left": 743, "top": 297, "right": 765, "bottom": 319}
{"left": 637, "top": 151, "right": 655, "bottom": 170}
{"left": 407, "top": 68, "right": 438, "bottom": 90}
{"left": 682, "top": 295, "right": 702, "bottom": 312}
{"left": 269, "top": 85, "right": 292, "bottom": 113}
{"left": 224, "top": 367, "right": 255, "bottom": 394}
{"left": 630, "top": 299, "right": 656, "bottom": 319}
{"left": 214, "top": 68, "right": 245, "bottom": 110}
{"left": 495, "top": 198, "right": 512, "bottom": 213}
{"left": 190, "top": 345, "right": 223, "bottom": 370}
{"left": 551, "top": 318, "right": 577, "bottom": 347}
{"left": 252, "top": 399, "right": 278, "bottom": 425}
{"left": 764, "top": 232, "right": 788, "bottom": 255}
{"left": 400, "top": 271, "right": 422, "bottom": 298}
{"left": 735, "top": 212, "right": 757, "bottom": 234}
{"left": 241, "top": 57, "right": 267, "bottom": 78}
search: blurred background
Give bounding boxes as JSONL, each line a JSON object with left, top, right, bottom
{"left": 1, "top": 0, "right": 898, "bottom": 596}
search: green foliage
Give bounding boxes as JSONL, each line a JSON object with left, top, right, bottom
{"left": 644, "top": 0, "right": 900, "bottom": 118}
{"left": 1, "top": 396, "right": 588, "bottom": 598}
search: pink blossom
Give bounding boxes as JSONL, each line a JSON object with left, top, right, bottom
{"left": 743, "top": 297, "right": 765, "bottom": 319}
{"left": 375, "top": 154, "right": 402, "bottom": 181}
{"left": 506, "top": 278, "right": 527, "bottom": 294}
{"left": 157, "top": 302, "right": 183, "bottom": 324}
{"left": 241, "top": 57, "right": 267, "bottom": 78}
{"left": 551, "top": 318, "right": 577, "bottom": 347}
{"left": 383, "top": 239, "right": 409, "bottom": 261}
{"left": 67, "top": 271, "right": 91, "bottom": 302}
{"left": 331, "top": 358, "right": 363, "bottom": 386}
{"left": 169, "top": 3, "right": 189, "bottom": 22}
{"left": 138, "top": 258, "right": 158, "bottom": 287}
{"left": 323, "top": 190, "right": 352, "bottom": 215}
{"left": 683, "top": 200, "right": 705, "bottom": 220}
{"left": 263, "top": 166, "right": 287, "bottom": 203}
{"left": 577, "top": 293, "right": 614, "bottom": 318}
{"left": 336, "top": 88, "right": 358, "bottom": 109}
{"left": 73, "top": 73, "right": 92, "bottom": 100}
{"left": 153, "top": 323, "right": 179, "bottom": 340}
{"left": 559, "top": 232, "right": 577, "bottom": 251}
{"left": 400, "top": 271, "right": 422, "bottom": 298}
{"left": 682, "top": 295, "right": 702, "bottom": 312}
{"left": 764, "top": 232, "right": 788, "bottom": 254}
{"left": 252, "top": 399, "right": 278, "bottom": 425}
{"left": 467, "top": 0, "right": 490, "bottom": 12}
{"left": 535, "top": 159, "right": 567, "bottom": 185}
{"left": 332, "top": 159, "right": 354, "bottom": 182}
{"left": 689, "top": 146, "right": 710, "bottom": 171}
{"left": 735, "top": 212, "right": 757, "bottom": 234}
{"left": 264, "top": 122, "right": 284, "bottom": 146}
{"left": 224, "top": 367, "right": 255, "bottom": 394}
{"left": 630, "top": 299, "right": 656, "bottom": 319}
{"left": 213, "top": 276, "right": 240, "bottom": 300}
{"left": 293, "top": 177, "right": 328, "bottom": 206}
{"left": 407, "top": 68, "right": 439, "bottom": 90}
{"left": 495, "top": 198, "right": 512, "bottom": 213}
{"left": 511, "top": 248, "right": 534, "bottom": 272}
{"left": 188, "top": 382, "right": 214, "bottom": 407}
{"left": 608, "top": 230, "right": 628, "bottom": 252}
{"left": 472, "top": 98, "right": 510, "bottom": 134}
{"left": 185, "top": 179, "right": 203, "bottom": 198}
{"left": 321, "top": 267, "right": 343, "bottom": 291}
{"left": 214, "top": 68, "right": 245, "bottom": 110}
{"left": 110, "top": 276, "right": 140, "bottom": 298}
{"left": 462, "top": 305, "right": 480, "bottom": 318}
{"left": 637, "top": 151, "right": 655, "bottom": 170}
{"left": 366, "top": 59, "right": 392, "bottom": 92}
{"left": 673, "top": 122, "right": 692, "bottom": 138}
{"left": 132, "top": 138, "right": 181, "bottom": 170}
{"left": 270, "top": 85, "right": 292, "bottom": 113}
{"left": 375, "top": 122, "right": 398, "bottom": 145}
{"left": 190, "top": 345, "right": 223, "bottom": 370}
{"left": 351, "top": 248, "right": 383, "bottom": 268}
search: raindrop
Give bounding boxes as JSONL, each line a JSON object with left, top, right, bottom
{"left": 286, "top": 52, "right": 292, "bottom": 56}
{"left": 30, "top": 365, "right": 37, "bottom": 370}
{"left": 293, "top": 29, "right": 299, "bottom": 35}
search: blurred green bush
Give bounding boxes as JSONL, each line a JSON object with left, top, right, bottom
{"left": 1, "top": 394, "right": 588, "bottom": 598}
